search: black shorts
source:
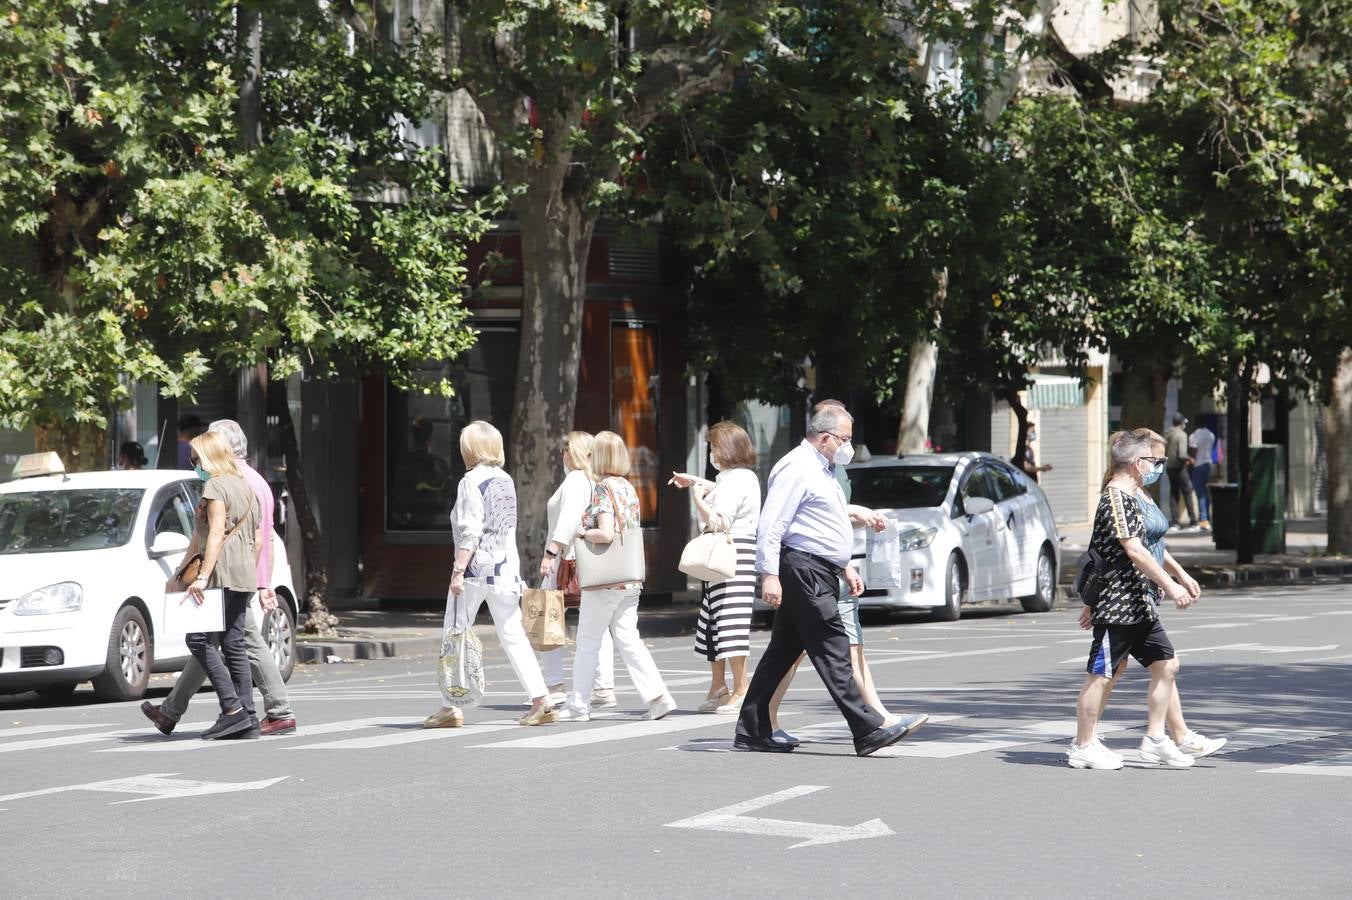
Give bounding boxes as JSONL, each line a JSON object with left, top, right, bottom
{"left": 1086, "top": 620, "right": 1175, "bottom": 677}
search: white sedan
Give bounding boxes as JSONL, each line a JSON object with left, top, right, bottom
{"left": 0, "top": 462, "right": 300, "bottom": 701}
{"left": 848, "top": 452, "right": 1061, "bottom": 620}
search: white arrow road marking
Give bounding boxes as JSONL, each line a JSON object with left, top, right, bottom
{"left": 664, "top": 785, "right": 894, "bottom": 849}
{"left": 0, "top": 773, "right": 287, "bottom": 807}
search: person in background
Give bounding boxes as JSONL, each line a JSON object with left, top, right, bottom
{"left": 669, "top": 421, "right": 761, "bottom": 715}
{"left": 182, "top": 431, "right": 263, "bottom": 740}
{"left": 1021, "top": 421, "right": 1053, "bottom": 482}
{"left": 176, "top": 413, "right": 206, "bottom": 469}
{"left": 560, "top": 430, "right": 677, "bottom": 722}
{"left": 1188, "top": 420, "right": 1216, "bottom": 532}
{"left": 424, "top": 421, "right": 555, "bottom": 728}
{"left": 538, "top": 430, "right": 616, "bottom": 709}
{"left": 117, "top": 441, "right": 148, "bottom": 470}
{"left": 141, "top": 419, "right": 297, "bottom": 737}
{"left": 1164, "top": 413, "right": 1199, "bottom": 530}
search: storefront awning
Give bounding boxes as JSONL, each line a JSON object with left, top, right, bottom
{"left": 1028, "top": 374, "right": 1085, "bottom": 409}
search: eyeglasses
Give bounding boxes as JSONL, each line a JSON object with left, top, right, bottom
{"left": 825, "top": 432, "right": 852, "bottom": 444}
{"left": 1138, "top": 456, "right": 1166, "bottom": 465}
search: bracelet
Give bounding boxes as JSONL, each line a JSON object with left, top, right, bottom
{"left": 452, "top": 567, "right": 465, "bottom": 576}
{"left": 544, "top": 549, "right": 558, "bottom": 558}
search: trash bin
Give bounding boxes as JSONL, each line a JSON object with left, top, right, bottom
{"left": 1210, "top": 483, "right": 1238, "bottom": 550}
{"left": 1249, "top": 444, "right": 1286, "bottom": 554}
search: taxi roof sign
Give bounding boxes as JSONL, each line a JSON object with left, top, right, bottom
{"left": 13, "top": 452, "right": 66, "bottom": 479}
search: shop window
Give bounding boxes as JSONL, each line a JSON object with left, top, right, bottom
{"left": 385, "top": 325, "right": 519, "bottom": 532}
{"left": 611, "top": 321, "right": 659, "bottom": 526}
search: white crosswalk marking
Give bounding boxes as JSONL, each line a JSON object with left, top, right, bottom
{"left": 286, "top": 720, "right": 521, "bottom": 750}
{"left": 0, "top": 724, "right": 114, "bottom": 740}
{"left": 0, "top": 723, "right": 207, "bottom": 755}
{"left": 473, "top": 713, "right": 735, "bottom": 750}
{"left": 1261, "top": 752, "right": 1352, "bottom": 777}
{"left": 1209, "top": 727, "right": 1336, "bottom": 755}
{"left": 873, "top": 719, "right": 1135, "bottom": 758}
{"left": 98, "top": 717, "right": 414, "bottom": 752}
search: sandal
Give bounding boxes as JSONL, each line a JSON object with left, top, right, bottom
{"left": 423, "top": 707, "right": 464, "bottom": 729}
{"left": 697, "top": 687, "right": 730, "bottom": 713}
{"left": 518, "top": 704, "right": 559, "bottom": 727}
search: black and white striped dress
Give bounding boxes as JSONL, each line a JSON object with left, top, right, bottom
{"left": 695, "top": 536, "right": 757, "bottom": 660}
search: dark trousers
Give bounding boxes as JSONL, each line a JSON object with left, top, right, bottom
{"left": 1166, "top": 465, "right": 1197, "bottom": 525}
{"left": 186, "top": 588, "right": 255, "bottom": 717}
{"left": 737, "top": 548, "right": 884, "bottom": 742}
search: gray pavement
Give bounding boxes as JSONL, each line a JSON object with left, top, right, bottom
{"left": 2, "top": 581, "right": 1351, "bottom": 898}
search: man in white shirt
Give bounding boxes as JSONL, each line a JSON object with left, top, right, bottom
{"left": 1188, "top": 422, "right": 1217, "bottom": 531}
{"left": 734, "top": 404, "right": 928, "bottom": 757}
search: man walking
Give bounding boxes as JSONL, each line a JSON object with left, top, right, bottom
{"left": 735, "top": 404, "right": 927, "bottom": 756}
{"left": 1164, "top": 414, "right": 1198, "bottom": 530}
{"left": 142, "top": 419, "right": 298, "bottom": 737}
{"left": 1188, "top": 420, "right": 1216, "bottom": 531}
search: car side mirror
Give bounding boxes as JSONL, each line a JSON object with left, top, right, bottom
{"left": 963, "top": 497, "right": 996, "bottom": 517}
{"left": 148, "top": 531, "right": 191, "bottom": 559}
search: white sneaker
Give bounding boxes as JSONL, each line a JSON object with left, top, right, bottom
{"left": 1138, "top": 735, "right": 1196, "bottom": 767}
{"left": 644, "top": 693, "right": 677, "bottom": 721}
{"left": 556, "top": 704, "right": 590, "bottom": 723}
{"left": 590, "top": 688, "right": 618, "bottom": 709}
{"left": 1177, "top": 731, "right": 1227, "bottom": 758}
{"left": 1067, "top": 741, "right": 1124, "bottom": 770}
{"left": 1091, "top": 736, "right": 1125, "bottom": 765}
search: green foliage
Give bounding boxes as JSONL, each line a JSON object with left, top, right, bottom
{"left": 0, "top": 0, "right": 487, "bottom": 430}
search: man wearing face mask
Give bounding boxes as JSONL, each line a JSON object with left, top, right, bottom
{"left": 734, "top": 402, "right": 927, "bottom": 756}
{"left": 1021, "top": 421, "right": 1053, "bottom": 482}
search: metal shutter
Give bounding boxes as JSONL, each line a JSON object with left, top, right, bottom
{"left": 1037, "top": 407, "right": 1089, "bottom": 525}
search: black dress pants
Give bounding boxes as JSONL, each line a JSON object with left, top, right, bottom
{"left": 186, "top": 588, "right": 256, "bottom": 717}
{"left": 737, "top": 548, "right": 884, "bottom": 742}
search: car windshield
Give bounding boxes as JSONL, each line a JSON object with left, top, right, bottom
{"left": 848, "top": 466, "right": 955, "bottom": 510}
{"left": 0, "top": 489, "right": 144, "bottom": 554}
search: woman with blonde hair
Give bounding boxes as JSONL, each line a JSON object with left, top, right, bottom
{"left": 669, "top": 421, "right": 760, "bottom": 713}
{"left": 424, "top": 421, "right": 555, "bottom": 728}
{"left": 538, "top": 431, "right": 616, "bottom": 707}
{"left": 561, "top": 430, "right": 676, "bottom": 721}
{"left": 183, "top": 431, "right": 264, "bottom": 740}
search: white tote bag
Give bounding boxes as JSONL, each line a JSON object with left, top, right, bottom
{"left": 574, "top": 482, "right": 646, "bottom": 588}
{"left": 865, "top": 520, "right": 903, "bottom": 590}
{"left": 436, "top": 588, "right": 485, "bottom": 707}
{"left": 678, "top": 529, "right": 737, "bottom": 582}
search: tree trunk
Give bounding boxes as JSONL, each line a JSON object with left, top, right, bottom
{"left": 1325, "top": 348, "right": 1352, "bottom": 555}
{"left": 268, "top": 381, "right": 338, "bottom": 637}
{"left": 35, "top": 422, "right": 107, "bottom": 472}
{"left": 507, "top": 169, "right": 597, "bottom": 583}
{"left": 1118, "top": 353, "right": 1171, "bottom": 433}
{"left": 1005, "top": 389, "right": 1030, "bottom": 470}
{"left": 896, "top": 268, "right": 948, "bottom": 454}
{"left": 236, "top": 5, "right": 262, "bottom": 150}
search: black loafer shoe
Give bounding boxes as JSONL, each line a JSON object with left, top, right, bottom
{"left": 854, "top": 713, "right": 929, "bottom": 757}
{"left": 201, "top": 709, "right": 252, "bottom": 740}
{"left": 220, "top": 717, "right": 261, "bottom": 740}
{"left": 734, "top": 732, "right": 796, "bottom": 753}
{"left": 140, "top": 701, "right": 176, "bottom": 736}
{"left": 772, "top": 729, "right": 801, "bottom": 749}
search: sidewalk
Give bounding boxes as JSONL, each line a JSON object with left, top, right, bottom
{"left": 298, "top": 517, "right": 1350, "bottom": 662}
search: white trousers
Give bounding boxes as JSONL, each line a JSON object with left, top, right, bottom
{"left": 541, "top": 634, "right": 613, "bottom": 691}
{"left": 447, "top": 579, "right": 547, "bottom": 701}
{"left": 569, "top": 587, "right": 668, "bottom": 712}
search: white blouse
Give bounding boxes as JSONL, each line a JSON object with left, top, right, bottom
{"left": 704, "top": 468, "right": 761, "bottom": 538}
{"left": 545, "top": 468, "right": 594, "bottom": 560}
{"left": 450, "top": 464, "right": 521, "bottom": 583}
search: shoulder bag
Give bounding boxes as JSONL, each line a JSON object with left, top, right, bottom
{"left": 678, "top": 525, "right": 737, "bottom": 583}
{"left": 164, "top": 514, "right": 248, "bottom": 593}
{"left": 574, "top": 481, "right": 646, "bottom": 589}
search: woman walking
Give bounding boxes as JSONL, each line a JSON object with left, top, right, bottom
{"left": 562, "top": 431, "right": 677, "bottom": 721}
{"left": 183, "top": 431, "right": 263, "bottom": 740}
{"left": 1068, "top": 428, "right": 1222, "bottom": 769}
{"left": 424, "top": 421, "right": 555, "bottom": 728}
{"left": 669, "top": 422, "right": 760, "bottom": 714}
{"left": 538, "top": 431, "right": 616, "bottom": 708}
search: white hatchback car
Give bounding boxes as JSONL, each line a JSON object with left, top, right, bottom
{"left": 0, "top": 465, "right": 300, "bottom": 701}
{"left": 847, "top": 453, "right": 1061, "bottom": 620}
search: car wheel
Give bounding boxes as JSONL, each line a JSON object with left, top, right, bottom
{"left": 34, "top": 682, "right": 78, "bottom": 702}
{"left": 264, "top": 599, "right": 296, "bottom": 682}
{"left": 1020, "top": 547, "right": 1057, "bottom": 613}
{"left": 932, "top": 553, "right": 964, "bottom": 622}
{"left": 92, "top": 605, "right": 152, "bottom": 701}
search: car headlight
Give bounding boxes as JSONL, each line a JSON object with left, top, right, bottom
{"left": 896, "top": 527, "right": 938, "bottom": 552}
{"left": 13, "top": 582, "right": 83, "bottom": 616}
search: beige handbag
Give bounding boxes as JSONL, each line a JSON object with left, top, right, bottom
{"left": 574, "top": 482, "right": 646, "bottom": 588}
{"left": 678, "top": 529, "right": 738, "bottom": 582}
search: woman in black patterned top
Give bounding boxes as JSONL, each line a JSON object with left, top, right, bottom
{"left": 1067, "top": 428, "right": 1212, "bottom": 771}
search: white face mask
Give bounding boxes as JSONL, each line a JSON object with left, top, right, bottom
{"left": 709, "top": 455, "right": 721, "bottom": 472}
{"left": 832, "top": 439, "right": 855, "bottom": 466}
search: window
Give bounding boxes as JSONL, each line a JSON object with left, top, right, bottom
{"left": 147, "top": 485, "right": 197, "bottom": 544}
{"left": 986, "top": 464, "right": 1025, "bottom": 502}
{"left": 611, "top": 321, "right": 659, "bottom": 525}
{"left": 0, "top": 489, "right": 144, "bottom": 554}
{"left": 956, "top": 466, "right": 997, "bottom": 514}
{"left": 849, "top": 466, "right": 955, "bottom": 510}
{"left": 386, "top": 325, "right": 519, "bottom": 532}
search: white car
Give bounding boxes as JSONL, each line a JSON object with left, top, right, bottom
{"left": 847, "top": 453, "right": 1061, "bottom": 620}
{"left": 0, "top": 463, "right": 300, "bottom": 701}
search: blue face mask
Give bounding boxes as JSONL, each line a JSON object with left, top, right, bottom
{"left": 1140, "top": 461, "right": 1164, "bottom": 486}
{"left": 194, "top": 465, "right": 210, "bottom": 482}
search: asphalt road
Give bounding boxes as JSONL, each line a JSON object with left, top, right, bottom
{"left": 3, "top": 582, "right": 1351, "bottom": 898}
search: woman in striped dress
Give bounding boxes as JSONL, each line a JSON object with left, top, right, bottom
{"left": 670, "top": 422, "right": 760, "bottom": 714}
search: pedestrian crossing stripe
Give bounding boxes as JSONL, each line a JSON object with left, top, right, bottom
{"left": 1261, "top": 752, "right": 1352, "bottom": 777}
{"left": 97, "top": 717, "right": 413, "bottom": 753}
{"left": 0, "top": 723, "right": 114, "bottom": 739}
{"left": 469, "top": 712, "right": 748, "bottom": 750}
{"left": 287, "top": 721, "right": 521, "bottom": 750}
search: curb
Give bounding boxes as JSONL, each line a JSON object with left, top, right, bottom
{"left": 295, "top": 637, "right": 441, "bottom": 665}
{"left": 1061, "top": 559, "right": 1352, "bottom": 601}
